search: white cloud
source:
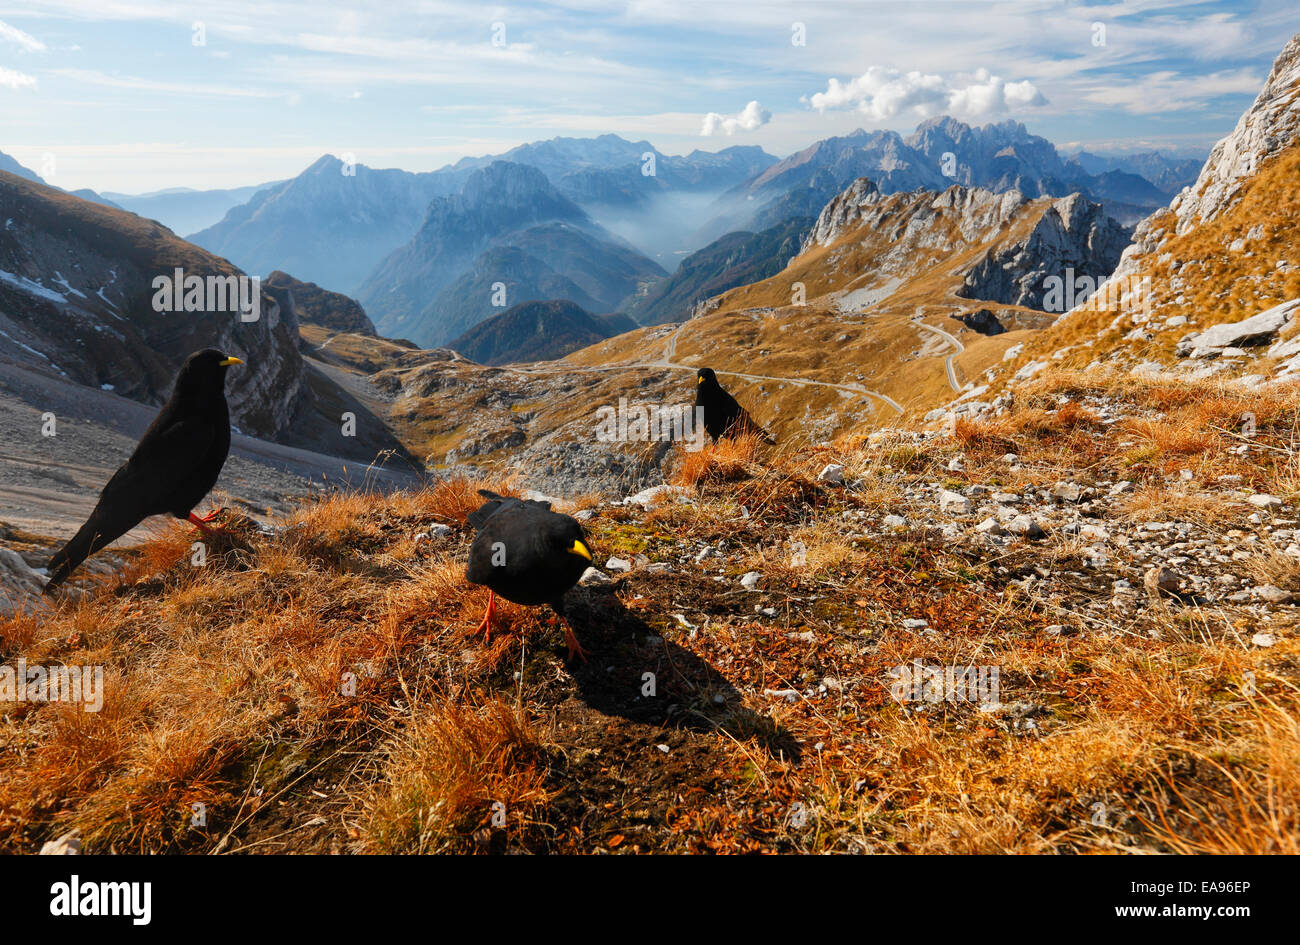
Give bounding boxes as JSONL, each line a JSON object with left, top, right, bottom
{"left": 0, "top": 64, "right": 35, "bottom": 89}
{"left": 807, "top": 66, "right": 1047, "bottom": 121}
{"left": 948, "top": 69, "right": 1048, "bottom": 117}
{"left": 700, "top": 99, "right": 770, "bottom": 136}
{"left": 0, "top": 19, "right": 45, "bottom": 52}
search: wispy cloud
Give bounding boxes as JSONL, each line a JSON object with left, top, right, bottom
{"left": 0, "top": 19, "right": 45, "bottom": 52}
{"left": 1080, "top": 67, "right": 1264, "bottom": 113}
{"left": 701, "top": 100, "right": 770, "bottom": 136}
{"left": 49, "top": 68, "right": 280, "bottom": 98}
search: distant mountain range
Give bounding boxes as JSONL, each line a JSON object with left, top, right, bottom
{"left": 189, "top": 155, "right": 460, "bottom": 293}
{"left": 357, "top": 161, "right": 664, "bottom": 347}
{"left": 3, "top": 119, "right": 1211, "bottom": 375}
{"left": 697, "top": 117, "right": 1203, "bottom": 245}
{"left": 104, "top": 182, "right": 285, "bottom": 237}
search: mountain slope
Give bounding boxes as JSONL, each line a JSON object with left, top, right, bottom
{"left": 189, "top": 155, "right": 461, "bottom": 293}
{"left": 0, "top": 171, "right": 412, "bottom": 467}
{"left": 448, "top": 299, "right": 619, "bottom": 365}
{"left": 627, "top": 216, "right": 814, "bottom": 325}
{"left": 996, "top": 32, "right": 1300, "bottom": 388}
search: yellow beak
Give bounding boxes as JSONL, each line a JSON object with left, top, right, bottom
{"left": 697, "top": 376, "right": 704, "bottom": 384}
{"left": 568, "top": 539, "right": 592, "bottom": 561}
{"left": 219, "top": 356, "right": 244, "bottom": 367}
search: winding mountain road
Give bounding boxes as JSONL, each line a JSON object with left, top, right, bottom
{"left": 505, "top": 319, "right": 906, "bottom": 415}
{"left": 912, "top": 318, "right": 966, "bottom": 393}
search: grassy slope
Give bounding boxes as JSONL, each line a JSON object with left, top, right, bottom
{"left": 1006, "top": 142, "right": 1300, "bottom": 378}
{"left": 3, "top": 368, "right": 1298, "bottom": 854}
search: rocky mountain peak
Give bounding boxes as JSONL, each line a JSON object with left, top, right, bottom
{"left": 1169, "top": 33, "right": 1300, "bottom": 235}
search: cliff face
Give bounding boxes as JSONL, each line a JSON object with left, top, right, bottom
{"left": 958, "top": 193, "right": 1129, "bottom": 310}
{"left": 801, "top": 179, "right": 1124, "bottom": 311}
{"left": 1109, "top": 33, "right": 1300, "bottom": 289}
{"left": 0, "top": 171, "right": 308, "bottom": 440}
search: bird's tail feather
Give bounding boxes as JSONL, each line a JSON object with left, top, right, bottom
{"left": 44, "top": 516, "right": 127, "bottom": 593}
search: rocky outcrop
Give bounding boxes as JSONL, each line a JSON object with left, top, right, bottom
{"left": 1177, "top": 299, "right": 1300, "bottom": 358}
{"left": 954, "top": 308, "right": 1006, "bottom": 335}
{"left": 806, "top": 179, "right": 1028, "bottom": 249}
{"left": 0, "top": 172, "right": 309, "bottom": 440}
{"left": 1106, "top": 34, "right": 1300, "bottom": 289}
{"left": 958, "top": 192, "right": 1128, "bottom": 310}
{"left": 263, "top": 270, "right": 376, "bottom": 336}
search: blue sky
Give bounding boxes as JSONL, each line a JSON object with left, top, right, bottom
{"left": 1, "top": 0, "right": 1297, "bottom": 194}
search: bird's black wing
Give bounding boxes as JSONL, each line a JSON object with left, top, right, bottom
{"left": 127, "top": 415, "right": 217, "bottom": 499}
{"left": 45, "top": 416, "right": 216, "bottom": 590}
{"left": 468, "top": 489, "right": 551, "bottom": 531}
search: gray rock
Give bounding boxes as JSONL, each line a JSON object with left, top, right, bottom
{"left": 1006, "top": 515, "right": 1046, "bottom": 539}
{"left": 740, "top": 571, "right": 762, "bottom": 591}
{"left": 39, "top": 830, "right": 81, "bottom": 855}
{"left": 1177, "top": 300, "right": 1298, "bottom": 358}
{"left": 1254, "top": 584, "right": 1293, "bottom": 603}
{"left": 818, "top": 463, "right": 845, "bottom": 485}
{"left": 1051, "top": 481, "right": 1083, "bottom": 502}
{"left": 939, "top": 490, "right": 973, "bottom": 515}
{"left": 1144, "top": 566, "right": 1183, "bottom": 596}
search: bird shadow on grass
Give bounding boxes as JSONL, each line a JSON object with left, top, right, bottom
{"left": 561, "top": 586, "right": 802, "bottom": 765}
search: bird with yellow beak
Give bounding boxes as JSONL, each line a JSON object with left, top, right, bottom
{"left": 464, "top": 489, "right": 595, "bottom": 661}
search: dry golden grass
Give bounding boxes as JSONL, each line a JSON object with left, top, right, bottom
{"left": 359, "top": 698, "right": 550, "bottom": 854}
{"left": 672, "top": 432, "right": 766, "bottom": 487}
{"left": 5, "top": 378, "right": 1300, "bottom": 854}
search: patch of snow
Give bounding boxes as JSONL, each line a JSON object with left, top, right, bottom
{"left": 0, "top": 268, "right": 66, "bottom": 304}
{"left": 51, "top": 271, "right": 87, "bottom": 298}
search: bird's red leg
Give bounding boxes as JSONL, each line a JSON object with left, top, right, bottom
{"left": 197, "top": 508, "right": 224, "bottom": 523}
{"left": 473, "top": 590, "right": 496, "bottom": 641}
{"left": 559, "top": 616, "right": 588, "bottom": 663}
{"left": 187, "top": 512, "right": 215, "bottom": 537}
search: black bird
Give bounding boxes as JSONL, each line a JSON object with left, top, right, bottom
{"left": 465, "top": 490, "right": 594, "bottom": 660}
{"left": 694, "top": 367, "right": 773, "bottom": 443}
{"left": 45, "top": 348, "right": 244, "bottom": 591}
